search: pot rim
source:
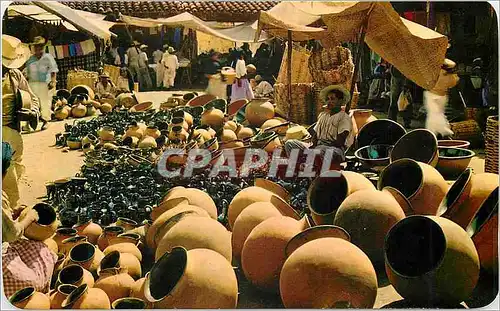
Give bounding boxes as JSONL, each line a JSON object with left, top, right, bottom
{"left": 57, "top": 284, "right": 78, "bottom": 296}
{"left": 285, "top": 225, "right": 351, "bottom": 257}
{"left": 69, "top": 242, "right": 96, "bottom": 264}
{"left": 378, "top": 158, "right": 424, "bottom": 201}
{"left": 58, "top": 264, "right": 85, "bottom": 285}
{"left": 466, "top": 187, "right": 499, "bottom": 237}
{"left": 354, "top": 144, "right": 394, "bottom": 161}
{"left": 61, "top": 283, "right": 88, "bottom": 309}
{"left": 9, "top": 287, "right": 36, "bottom": 304}
{"left": 437, "top": 168, "right": 473, "bottom": 217}
{"left": 61, "top": 235, "right": 88, "bottom": 245}
{"left": 307, "top": 172, "right": 349, "bottom": 216}
{"left": 390, "top": 128, "right": 438, "bottom": 165}
{"left": 437, "top": 147, "right": 476, "bottom": 160}
{"left": 30, "top": 203, "right": 57, "bottom": 228}
{"left": 117, "top": 217, "right": 138, "bottom": 226}
{"left": 111, "top": 297, "right": 146, "bottom": 309}
{"left": 103, "top": 226, "right": 126, "bottom": 234}
{"left": 56, "top": 227, "right": 78, "bottom": 236}
{"left": 437, "top": 139, "right": 471, "bottom": 149}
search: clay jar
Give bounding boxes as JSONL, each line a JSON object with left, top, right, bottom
{"left": 168, "top": 125, "right": 189, "bottom": 142}
{"left": 98, "top": 226, "right": 125, "bottom": 251}
{"left": 151, "top": 197, "right": 189, "bottom": 221}
{"left": 221, "top": 129, "right": 237, "bottom": 143}
{"left": 438, "top": 169, "right": 499, "bottom": 229}
{"left": 144, "top": 247, "right": 238, "bottom": 308}
{"left": 171, "top": 117, "right": 189, "bottom": 131}
{"left": 53, "top": 228, "right": 78, "bottom": 249}
{"left": 104, "top": 240, "right": 143, "bottom": 262}
{"left": 49, "top": 284, "right": 77, "bottom": 309}
{"left": 378, "top": 159, "right": 449, "bottom": 215}
{"left": 113, "top": 218, "right": 138, "bottom": 231}
{"left": 61, "top": 284, "right": 111, "bottom": 309}
{"left": 99, "top": 126, "right": 115, "bottom": 141}
{"left": 55, "top": 106, "right": 70, "bottom": 120}
{"left": 390, "top": 129, "right": 439, "bottom": 166}
{"left": 223, "top": 120, "right": 238, "bottom": 132}
{"left": 237, "top": 126, "right": 254, "bottom": 140}
{"left": 201, "top": 107, "right": 225, "bottom": 129}
{"left": 71, "top": 102, "right": 87, "bottom": 118}
{"left": 59, "top": 236, "right": 88, "bottom": 255}
{"left": 19, "top": 203, "right": 58, "bottom": 241}
{"left": 73, "top": 220, "right": 103, "bottom": 244}
{"left": 307, "top": 171, "right": 375, "bottom": 225}
{"left": 254, "top": 178, "right": 291, "bottom": 202}
{"left": 385, "top": 216, "right": 480, "bottom": 306}
{"left": 227, "top": 186, "right": 276, "bottom": 229}
{"left": 95, "top": 266, "right": 135, "bottom": 303}
{"left": 138, "top": 136, "right": 157, "bottom": 149}
{"left": 112, "top": 297, "right": 146, "bottom": 309}
{"left": 9, "top": 287, "right": 50, "bottom": 309}
{"left": 172, "top": 110, "right": 194, "bottom": 128}
{"left": 144, "top": 125, "right": 161, "bottom": 139}
{"left": 333, "top": 189, "right": 406, "bottom": 265}
{"left": 57, "top": 264, "right": 95, "bottom": 288}
{"left": 66, "top": 242, "right": 105, "bottom": 277}
{"left": 241, "top": 215, "right": 311, "bottom": 293}
{"left": 130, "top": 275, "right": 153, "bottom": 308}
{"left": 155, "top": 216, "right": 232, "bottom": 262}
{"left": 245, "top": 99, "right": 275, "bottom": 127}
{"left": 161, "top": 187, "right": 218, "bottom": 219}
{"left": 280, "top": 228, "right": 378, "bottom": 308}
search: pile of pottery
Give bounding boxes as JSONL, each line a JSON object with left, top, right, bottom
{"left": 52, "top": 87, "right": 102, "bottom": 121}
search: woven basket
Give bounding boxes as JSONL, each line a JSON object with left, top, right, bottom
{"left": 103, "top": 65, "right": 121, "bottom": 86}
{"left": 464, "top": 107, "right": 483, "bottom": 120}
{"left": 449, "top": 120, "right": 483, "bottom": 144}
{"left": 67, "top": 70, "right": 98, "bottom": 91}
{"left": 276, "top": 43, "right": 313, "bottom": 84}
{"left": 274, "top": 83, "right": 314, "bottom": 125}
{"left": 485, "top": 116, "right": 499, "bottom": 174}
{"left": 308, "top": 46, "right": 354, "bottom": 89}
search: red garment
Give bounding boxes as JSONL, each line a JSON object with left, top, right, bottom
{"left": 2, "top": 239, "right": 57, "bottom": 298}
{"left": 62, "top": 45, "right": 70, "bottom": 58}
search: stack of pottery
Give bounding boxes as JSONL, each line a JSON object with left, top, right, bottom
{"left": 63, "top": 242, "right": 104, "bottom": 278}
{"left": 94, "top": 251, "right": 136, "bottom": 303}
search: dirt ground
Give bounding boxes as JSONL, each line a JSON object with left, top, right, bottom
{"left": 17, "top": 91, "right": 487, "bottom": 308}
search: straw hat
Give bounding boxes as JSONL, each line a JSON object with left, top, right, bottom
{"left": 254, "top": 75, "right": 263, "bottom": 82}
{"left": 285, "top": 125, "right": 310, "bottom": 141}
{"left": 246, "top": 64, "right": 256, "bottom": 72}
{"left": 140, "top": 44, "right": 148, "bottom": 50}
{"left": 31, "top": 36, "right": 47, "bottom": 46}
{"left": 168, "top": 47, "right": 175, "bottom": 53}
{"left": 99, "top": 72, "right": 110, "bottom": 79}
{"left": 318, "top": 84, "right": 350, "bottom": 106}
{"left": 2, "top": 35, "right": 31, "bottom": 69}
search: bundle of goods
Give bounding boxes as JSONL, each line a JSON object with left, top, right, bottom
{"left": 276, "top": 43, "right": 313, "bottom": 84}
{"left": 274, "top": 83, "right": 315, "bottom": 125}
{"left": 66, "top": 70, "right": 98, "bottom": 92}
{"left": 103, "top": 65, "right": 121, "bottom": 86}
{"left": 485, "top": 116, "right": 499, "bottom": 174}
{"left": 308, "top": 46, "right": 355, "bottom": 90}
{"left": 449, "top": 119, "right": 483, "bottom": 147}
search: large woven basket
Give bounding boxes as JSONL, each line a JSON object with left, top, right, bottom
{"left": 274, "top": 83, "right": 314, "bottom": 125}
{"left": 103, "top": 65, "right": 121, "bottom": 86}
{"left": 276, "top": 43, "right": 313, "bottom": 84}
{"left": 449, "top": 120, "right": 483, "bottom": 145}
{"left": 67, "top": 70, "right": 98, "bottom": 91}
{"left": 485, "top": 116, "right": 499, "bottom": 174}
{"left": 308, "top": 46, "right": 354, "bottom": 90}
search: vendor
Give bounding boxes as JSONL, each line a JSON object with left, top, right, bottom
{"left": 284, "top": 85, "right": 354, "bottom": 164}
{"left": 230, "top": 49, "right": 254, "bottom": 103}
{"left": 116, "top": 67, "right": 134, "bottom": 95}
{"left": 253, "top": 75, "right": 274, "bottom": 98}
{"left": 205, "top": 51, "right": 227, "bottom": 100}
{"left": 138, "top": 44, "right": 153, "bottom": 91}
{"left": 95, "top": 72, "right": 116, "bottom": 99}
{"left": 161, "top": 47, "right": 179, "bottom": 90}
{"left": 2, "top": 142, "right": 57, "bottom": 298}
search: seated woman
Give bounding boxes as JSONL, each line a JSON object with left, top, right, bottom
{"left": 115, "top": 67, "right": 134, "bottom": 96}
{"left": 253, "top": 75, "right": 274, "bottom": 98}
{"left": 284, "top": 85, "right": 354, "bottom": 167}
{"left": 95, "top": 72, "right": 116, "bottom": 100}
{"left": 2, "top": 142, "right": 57, "bottom": 298}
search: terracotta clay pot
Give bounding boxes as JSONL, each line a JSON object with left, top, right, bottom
{"left": 95, "top": 266, "right": 135, "bottom": 303}
{"left": 52, "top": 253, "right": 66, "bottom": 288}
{"left": 385, "top": 216, "right": 480, "bottom": 306}
{"left": 227, "top": 186, "right": 277, "bottom": 229}
{"left": 390, "top": 129, "right": 439, "bottom": 167}
{"left": 55, "top": 106, "right": 70, "bottom": 120}
{"left": 333, "top": 189, "right": 406, "bottom": 264}
{"left": 173, "top": 110, "right": 194, "bottom": 127}
{"left": 71, "top": 103, "right": 87, "bottom": 118}
{"left": 144, "top": 126, "right": 161, "bottom": 139}
{"left": 125, "top": 123, "right": 145, "bottom": 140}
{"left": 97, "top": 226, "right": 125, "bottom": 251}
{"left": 221, "top": 129, "right": 237, "bottom": 142}
{"left": 223, "top": 120, "right": 238, "bottom": 132}
{"left": 61, "top": 284, "right": 111, "bottom": 309}
{"left": 466, "top": 188, "right": 498, "bottom": 273}
{"left": 53, "top": 228, "right": 78, "bottom": 249}
{"left": 98, "top": 126, "right": 115, "bottom": 141}
{"left": 245, "top": 99, "right": 275, "bottom": 127}
{"left": 254, "top": 178, "right": 291, "bottom": 202}
{"left": 104, "top": 242, "right": 142, "bottom": 262}
{"left": 144, "top": 247, "right": 238, "bottom": 308}
{"left": 201, "top": 107, "right": 225, "bottom": 129}
{"left": 73, "top": 220, "right": 103, "bottom": 245}
{"left": 146, "top": 204, "right": 211, "bottom": 249}
{"left": 307, "top": 171, "right": 375, "bottom": 225}
{"left": 125, "top": 220, "right": 151, "bottom": 243}
{"left": 112, "top": 218, "right": 138, "bottom": 231}
{"left": 49, "top": 284, "right": 77, "bottom": 309}
{"left": 130, "top": 275, "right": 152, "bottom": 308}
{"left": 59, "top": 236, "right": 88, "bottom": 255}
{"left": 112, "top": 297, "right": 146, "bottom": 309}
{"left": 168, "top": 125, "right": 189, "bottom": 142}
{"left": 138, "top": 136, "right": 157, "bottom": 149}
{"left": 436, "top": 147, "right": 475, "bottom": 178}
{"left": 351, "top": 109, "right": 376, "bottom": 135}
{"left": 280, "top": 233, "right": 377, "bottom": 308}
{"left": 237, "top": 126, "right": 254, "bottom": 140}
{"left": 151, "top": 197, "right": 189, "bottom": 221}
{"left": 9, "top": 287, "right": 50, "bottom": 309}
{"left": 378, "top": 159, "right": 448, "bottom": 216}
{"left": 241, "top": 215, "right": 311, "bottom": 293}
{"left": 57, "top": 264, "right": 95, "bottom": 288}
{"left": 284, "top": 225, "right": 351, "bottom": 257}
{"left": 66, "top": 242, "right": 104, "bottom": 277}
{"left": 161, "top": 187, "right": 218, "bottom": 219}
{"left": 118, "top": 252, "right": 142, "bottom": 280}
{"left": 437, "top": 139, "right": 470, "bottom": 149}
{"left": 19, "top": 203, "right": 58, "bottom": 241}
{"left": 381, "top": 186, "right": 413, "bottom": 216}
{"left": 439, "top": 169, "right": 499, "bottom": 229}
{"left": 155, "top": 216, "right": 232, "bottom": 262}
{"left": 43, "top": 238, "right": 58, "bottom": 254}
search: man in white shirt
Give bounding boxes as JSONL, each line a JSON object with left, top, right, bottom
{"left": 253, "top": 75, "right": 274, "bottom": 98}
{"left": 161, "top": 47, "right": 179, "bottom": 90}
{"left": 138, "top": 44, "right": 152, "bottom": 91}
{"left": 25, "top": 36, "right": 58, "bottom": 130}
{"left": 230, "top": 49, "right": 254, "bottom": 103}
{"left": 95, "top": 72, "right": 116, "bottom": 99}
{"left": 153, "top": 46, "right": 165, "bottom": 88}
{"left": 126, "top": 42, "right": 140, "bottom": 87}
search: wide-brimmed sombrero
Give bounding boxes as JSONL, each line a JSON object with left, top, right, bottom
{"left": 2, "top": 35, "right": 31, "bottom": 69}
{"left": 319, "top": 84, "right": 351, "bottom": 106}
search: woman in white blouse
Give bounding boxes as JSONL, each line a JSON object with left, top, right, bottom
{"left": 230, "top": 49, "right": 254, "bottom": 103}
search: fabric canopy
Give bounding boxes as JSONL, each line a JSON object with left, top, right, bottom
{"left": 33, "top": 1, "right": 116, "bottom": 40}
{"left": 7, "top": 5, "right": 79, "bottom": 32}
{"left": 120, "top": 12, "right": 268, "bottom": 43}
{"left": 256, "top": 1, "right": 449, "bottom": 90}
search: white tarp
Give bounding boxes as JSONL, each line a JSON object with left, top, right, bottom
{"left": 7, "top": 5, "right": 79, "bottom": 31}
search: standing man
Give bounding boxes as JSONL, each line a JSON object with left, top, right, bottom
{"left": 161, "top": 47, "right": 179, "bottom": 90}
{"left": 138, "top": 44, "right": 152, "bottom": 91}
{"left": 25, "top": 36, "right": 58, "bottom": 131}
{"left": 153, "top": 45, "right": 165, "bottom": 89}
{"left": 204, "top": 52, "right": 226, "bottom": 100}
{"left": 126, "top": 41, "right": 140, "bottom": 88}
{"left": 388, "top": 65, "right": 412, "bottom": 128}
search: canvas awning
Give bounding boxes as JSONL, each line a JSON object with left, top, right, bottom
{"left": 256, "top": 1, "right": 449, "bottom": 90}
{"left": 7, "top": 5, "right": 79, "bottom": 32}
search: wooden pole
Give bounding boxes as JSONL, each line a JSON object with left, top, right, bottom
{"left": 287, "top": 30, "right": 293, "bottom": 108}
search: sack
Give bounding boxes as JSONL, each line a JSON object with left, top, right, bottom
{"left": 397, "top": 90, "right": 411, "bottom": 111}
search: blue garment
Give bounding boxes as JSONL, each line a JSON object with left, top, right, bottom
{"left": 25, "top": 54, "right": 59, "bottom": 83}
{"left": 173, "top": 28, "right": 181, "bottom": 49}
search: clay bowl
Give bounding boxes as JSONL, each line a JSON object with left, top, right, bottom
{"left": 130, "top": 101, "right": 153, "bottom": 112}
{"left": 438, "top": 140, "right": 471, "bottom": 149}
{"left": 436, "top": 147, "right": 475, "bottom": 179}
{"left": 356, "top": 119, "right": 406, "bottom": 149}
{"left": 354, "top": 144, "right": 393, "bottom": 172}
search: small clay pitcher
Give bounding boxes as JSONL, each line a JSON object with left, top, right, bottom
{"left": 60, "top": 284, "right": 111, "bottom": 309}
{"left": 66, "top": 242, "right": 105, "bottom": 278}
{"left": 9, "top": 287, "right": 50, "bottom": 309}
{"left": 97, "top": 226, "right": 125, "bottom": 251}
{"left": 50, "top": 284, "right": 78, "bottom": 309}
{"left": 73, "top": 220, "right": 103, "bottom": 244}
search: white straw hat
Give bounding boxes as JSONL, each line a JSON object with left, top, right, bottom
{"left": 2, "top": 35, "right": 31, "bottom": 69}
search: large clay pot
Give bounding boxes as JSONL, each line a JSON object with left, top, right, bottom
{"left": 95, "top": 267, "right": 135, "bottom": 303}
{"left": 381, "top": 186, "right": 413, "bottom": 216}
{"left": 49, "top": 284, "right": 77, "bottom": 309}
{"left": 19, "top": 203, "right": 58, "bottom": 241}
{"left": 155, "top": 216, "right": 232, "bottom": 262}
{"left": 104, "top": 242, "right": 142, "bottom": 262}
{"left": 125, "top": 123, "right": 145, "bottom": 140}
{"left": 161, "top": 187, "right": 218, "bottom": 219}
{"left": 125, "top": 220, "right": 151, "bottom": 244}
{"left": 201, "top": 107, "right": 225, "bottom": 129}
{"left": 57, "top": 264, "right": 95, "bottom": 288}
{"left": 112, "top": 297, "right": 146, "bottom": 309}
{"left": 73, "top": 220, "right": 103, "bottom": 245}
{"left": 466, "top": 188, "right": 498, "bottom": 273}
{"left": 284, "top": 225, "right": 351, "bottom": 257}
{"left": 97, "top": 226, "right": 125, "bottom": 251}
{"left": 130, "top": 275, "right": 152, "bottom": 308}
{"left": 438, "top": 169, "right": 499, "bottom": 229}
{"left": 385, "top": 216, "right": 480, "bottom": 306}
{"left": 66, "top": 242, "right": 105, "bottom": 277}
{"left": 378, "top": 159, "right": 449, "bottom": 215}
{"left": 9, "top": 287, "right": 50, "bottom": 309}
{"left": 280, "top": 231, "right": 377, "bottom": 308}
{"left": 333, "top": 189, "right": 406, "bottom": 265}
{"left": 138, "top": 136, "right": 157, "bottom": 149}
{"left": 144, "top": 247, "right": 238, "bottom": 308}
{"left": 227, "top": 186, "right": 276, "bottom": 229}
{"left": 98, "top": 126, "right": 115, "bottom": 141}
{"left": 254, "top": 178, "right": 291, "bottom": 202}
{"left": 53, "top": 228, "right": 78, "bottom": 249}
{"left": 151, "top": 197, "right": 189, "bottom": 221}
{"left": 71, "top": 102, "right": 87, "bottom": 118}
{"left": 59, "top": 236, "right": 88, "bottom": 255}
{"left": 43, "top": 238, "right": 58, "bottom": 254}
{"left": 61, "top": 284, "right": 111, "bottom": 309}
{"left": 146, "top": 204, "right": 211, "bottom": 249}
{"left": 390, "top": 129, "right": 439, "bottom": 167}
{"left": 241, "top": 215, "right": 311, "bottom": 293}
{"left": 245, "top": 99, "right": 275, "bottom": 127}
{"left": 307, "top": 171, "right": 375, "bottom": 225}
